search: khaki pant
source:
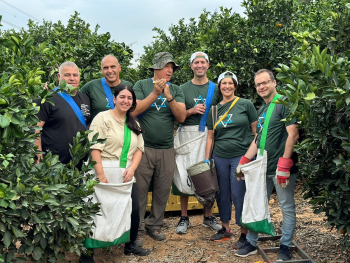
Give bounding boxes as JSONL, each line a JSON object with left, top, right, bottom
{"left": 135, "top": 147, "right": 175, "bottom": 230}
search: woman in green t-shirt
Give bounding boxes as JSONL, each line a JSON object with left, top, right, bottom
{"left": 205, "top": 71, "right": 257, "bottom": 248}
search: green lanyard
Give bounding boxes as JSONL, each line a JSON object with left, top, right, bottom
{"left": 259, "top": 94, "right": 282, "bottom": 156}
{"left": 120, "top": 116, "right": 131, "bottom": 168}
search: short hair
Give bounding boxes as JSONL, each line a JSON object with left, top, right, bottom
{"left": 59, "top": 61, "right": 79, "bottom": 75}
{"left": 254, "top": 69, "right": 275, "bottom": 82}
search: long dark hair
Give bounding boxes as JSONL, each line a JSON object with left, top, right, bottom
{"left": 114, "top": 84, "right": 144, "bottom": 135}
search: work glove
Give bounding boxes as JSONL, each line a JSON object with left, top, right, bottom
{"left": 235, "top": 156, "right": 251, "bottom": 181}
{"left": 276, "top": 157, "right": 294, "bottom": 188}
{"left": 204, "top": 159, "right": 210, "bottom": 164}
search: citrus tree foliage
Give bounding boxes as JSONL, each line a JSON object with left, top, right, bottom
{"left": 276, "top": 0, "right": 350, "bottom": 249}
{"left": 137, "top": 0, "right": 300, "bottom": 104}
{"left": 0, "top": 18, "right": 102, "bottom": 262}
{"left": 0, "top": 12, "right": 135, "bottom": 86}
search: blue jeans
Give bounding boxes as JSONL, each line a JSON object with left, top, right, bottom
{"left": 247, "top": 174, "right": 297, "bottom": 247}
{"left": 213, "top": 154, "right": 246, "bottom": 225}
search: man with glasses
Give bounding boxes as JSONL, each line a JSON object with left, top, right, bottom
{"left": 234, "top": 69, "right": 299, "bottom": 261}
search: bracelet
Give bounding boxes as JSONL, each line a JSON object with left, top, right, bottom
{"left": 98, "top": 177, "right": 106, "bottom": 181}
{"left": 167, "top": 97, "right": 175, "bottom": 103}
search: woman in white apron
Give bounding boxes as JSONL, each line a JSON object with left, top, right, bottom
{"left": 83, "top": 85, "right": 150, "bottom": 262}
{"left": 205, "top": 71, "right": 257, "bottom": 248}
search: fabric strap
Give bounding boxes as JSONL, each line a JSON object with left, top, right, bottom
{"left": 120, "top": 116, "right": 131, "bottom": 168}
{"left": 198, "top": 81, "right": 215, "bottom": 132}
{"left": 259, "top": 94, "right": 283, "bottom": 156}
{"left": 213, "top": 97, "right": 240, "bottom": 131}
{"left": 54, "top": 87, "right": 86, "bottom": 129}
{"left": 101, "top": 78, "right": 115, "bottom": 110}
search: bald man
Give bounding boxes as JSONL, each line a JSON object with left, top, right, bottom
{"left": 80, "top": 55, "right": 133, "bottom": 120}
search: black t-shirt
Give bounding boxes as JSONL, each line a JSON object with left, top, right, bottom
{"left": 35, "top": 91, "right": 91, "bottom": 165}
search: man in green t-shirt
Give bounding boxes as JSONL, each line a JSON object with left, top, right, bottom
{"left": 234, "top": 69, "right": 299, "bottom": 261}
{"left": 173, "top": 52, "right": 222, "bottom": 235}
{"left": 132, "top": 52, "right": 186, "bottom": 244}
{"left": 80, "top": 55, "right": 133, "bottom": 120}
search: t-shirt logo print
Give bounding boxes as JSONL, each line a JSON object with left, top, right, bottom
{"left": 218, "top": 112, "right": 233, "bottom": 128}
{"left": 257, "top": 112, "right": 266, "bottom": 132}
{"left": 151, "top": 95, "right": 167, "bottom": 111}
{"left": 194, "top": 95, "right": 206, "bottom": 106}
{"left": 106, "top": 98, "right": 111, "bottom": 108}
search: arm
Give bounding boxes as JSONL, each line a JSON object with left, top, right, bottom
{"left": 250, "top": 121, "right": 257, "bottom": 136}
{"left": 90, "top": 149, "right": 108, "bottom": 183}
{"left": 34, "top": 121, "right": 45, "bottom": 164}
{"left": 163, "top": 84, "right": 186, "bottom": 123}
{"left": 283, "top": 123, "right": 299, "bottom": 158}
{"left": 244, "top": 134, "right": 258, "bottom": 159}
{"left": 123, "top": 148, "right": 143, "bottom": 182}
{"left": 131, "top": 80, "right": 165, "bottom": 117}
{"left": 205, "top": 130, "right": 214, "bottom": 160}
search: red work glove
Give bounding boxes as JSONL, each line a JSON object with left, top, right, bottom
{"left": 235, "top": 156, "right": 251, "bottom": 181}
{"left": 276, "top": 157, "right": 294, "bottom": 188}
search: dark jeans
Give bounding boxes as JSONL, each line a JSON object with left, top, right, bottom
{"left": 213, "top": 154, "right": 246, "bottom": 225}
{"left": 130, "top": 183, "right": 140, "bottom": 242}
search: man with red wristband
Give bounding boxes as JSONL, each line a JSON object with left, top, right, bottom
{"left": 234, "top": 69, "right": 299, "bottom": 261}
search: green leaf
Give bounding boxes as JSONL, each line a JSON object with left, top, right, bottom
{"left": 40, "top": 237, "right": 47, "bottom": 249}
{"left": 0, "top": 115, "right": 10, "bottom": 128}
{"left": 4, "top": 230, "right": 12, "bottom": 247}
{"left": 33, "top": 247, "right": 42, "bottom": 260}
{"left": 341, "top": 143, "right": 350, "bottom": 152}
{"left": 67, "top": 217, "right": 79, "bottom": 229}
{"left": 304, "top": 92, "right": 315, "bottom": 100}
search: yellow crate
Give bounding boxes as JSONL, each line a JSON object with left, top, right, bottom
{"left": 146, "top": 188, "right": 219, "bottom": 213}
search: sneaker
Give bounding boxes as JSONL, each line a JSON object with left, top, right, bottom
{"left": 145, "top": 227, "right": 166, "bottom": 241}
{"left": 210, "top": 226, "right": 233, "bottom": 242}
{"left": 202, "top": 216, "right": 222, "bottom": 231}
{"left": 234, "top": 241, "right": 257, "bottom": 257}
{"left": 277, "top": 244, "right": 292, "bottom": 261}
{"left": 79, "top": 253, "right": 95, "bottom": 263}
{"left": 124, "top": 241, "right": 151, "bottom": 256}
{"left": 135, "top": 233, "right": 143, "bottom": 247}
{"left": 176, "top": 216, "right": 190, "bottom": 234}
{"left": 233, "top": 233, "right": 247, "bottom": 250}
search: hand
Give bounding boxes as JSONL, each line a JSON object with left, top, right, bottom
{"left": 98, "top": 176, "right": 109, "bottom": 183}
{"left": 235, "top": 156, "right": 251, "bottom": 181}
{"left": 34, "top": 153, "right": 43, "bottom": 164}
{"left": 152, "top": 79, "right": 166, "bottom": 96}
{"left": 163, "top": 83, "right": 173, "bottom": 101}
{"left": 191, "top": 104, "right": 206, "bottom": 115}
{"left": 44, "top": 82, "right": 49, "bottom": 90}
{"left": 123, "top": 168, "right": 135, "bottom": 183}
{"left": 275, "top": 157, "right": 294, "bottom": 188}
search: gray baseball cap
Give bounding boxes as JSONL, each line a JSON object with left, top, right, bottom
{"left": 148, "top": 52, "right": 180, "bottom": 72}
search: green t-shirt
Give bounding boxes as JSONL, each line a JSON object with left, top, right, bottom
{"left": 207, "top": 98, "right": 257, "bottom": 158}
{"left": 256, "top": 102, "right": 297, "bottom": 177}
{"left": 80, "top": 79, "right": 133, "bottom": 120}
{"left": 133, "top": 79, "right": 185, "bottom": 149}
{"left": 180, "top": 80, "right": 221, "bottom": 126}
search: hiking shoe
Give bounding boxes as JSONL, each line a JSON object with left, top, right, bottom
{"left": 176, "top": 216, "right": 190, "bottom": 234}
{"left": 277, "top": 244, "right": 293, "bottom": 261}
{"left": 234, "top": 241, "right": 257, "bottom": 257}
{"left": 145, "top": 227, "right": 166, "bottom": 241}
{"left": 124, "top": 241, "right": 150, "bottom": 256}
{"left": 203, "top": 216, "right": 222, "bottom": 231}
{"left": 233, "top": 233, "right": 247, "bottom": 250}
{"left": 135, "top": 233, "right": 143, "bottom": 247}
{"left": 210, "top": 226, "right": 233, "bottom": 242}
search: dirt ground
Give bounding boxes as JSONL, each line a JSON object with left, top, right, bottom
{"left": 65, "top": 183, "right": 350, "bottom": 263}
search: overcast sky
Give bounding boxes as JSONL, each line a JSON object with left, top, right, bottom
{"left": 0, "top": 0, "right": 244, "bottom": 63}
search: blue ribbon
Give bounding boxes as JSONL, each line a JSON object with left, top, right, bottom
{"left": 198, "top": 81, "right": 215, "bottom": 132}
{"left": 54, "top": 87, "right": 86, "bottom": 129}
{"left": 101, "top": 78, "right": 115, "bottom": 109}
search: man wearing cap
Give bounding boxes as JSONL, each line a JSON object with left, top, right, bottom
{"left": 173, "top": 52, "right": 222, "bottom": 235}
{"left": 132, "top": 52, "right": 186, "bottom": 243}
{"left": 80, "top": 54, "right": 133, "bottom": 120}
{"left": 234, "top": 69, "right": 299, "bottom": 261}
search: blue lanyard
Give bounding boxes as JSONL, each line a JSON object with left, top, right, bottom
{"left": 101, "top": 78, "right": 115, "bottom": 109}
{"left": 198, "top": 81, "right": 215, "bottom": 132}
{"left": 54, "top": 87, "right": 86, "bottom": 129}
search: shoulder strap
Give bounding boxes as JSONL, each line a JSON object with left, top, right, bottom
{"left": 101, "top": 78, "right": 115, "bottom": 110}
{"left": 198, "top": 81, "right": 215, "bottom": 132}
{"left": 54, "top": 87, "right": 86, "bottom": 129}
{"left": 259, "top": 94, "right": 282, "bottom": 155}
{"left": 209, "top": 105, "right": 218, "bottom": 158}
{"left": 119, "top": 116, "right": 131, "bottom": 168}
{"left": 213, "top": 97, "right": 239, "bottom": 131}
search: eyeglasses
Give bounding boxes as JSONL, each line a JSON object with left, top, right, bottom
{"left": 255, "top": 80, "right": 272, "bottom": 88}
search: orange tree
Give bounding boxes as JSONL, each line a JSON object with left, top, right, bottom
{"left": 276, "top": 0, "right": 350, "bottom": 249}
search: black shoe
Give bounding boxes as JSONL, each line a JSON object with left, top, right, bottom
{"left": 277, "top": 244, "right": 293, "bottom": 261}
{"left": 79, "top": 253, "right": 95, "bottom": 263}
{"left": 124, "top": 241, "right": 151, "bottom": 256}
{"left": 145, "top": 227, "right": 166, "bottom": 241}
{"left": 233, "top": 233, "right": 247, "bottom": 250}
